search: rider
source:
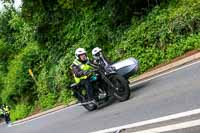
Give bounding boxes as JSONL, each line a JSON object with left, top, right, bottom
{"left": 0, "top": 104, "right": 11, "bottom": 124}
{"left": 70, "top": 48, "right": 94, "bottom": 102}
{"left": 92, "top": 47, "right": 111, "bottom": 66}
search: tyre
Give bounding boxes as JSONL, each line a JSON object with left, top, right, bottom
{"left": 109, "top": 74, "right": 130, "bottom": 102}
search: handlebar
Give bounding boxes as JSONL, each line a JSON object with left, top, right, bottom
{"left": 89, "top": 69, "right": 98, "bottom": 73}
{"left": 88, "top": 62, "right": 99, "bottom": 69}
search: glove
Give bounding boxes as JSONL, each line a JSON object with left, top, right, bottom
{"left": 90, "top": 75, "right": 97, "bottom": 81}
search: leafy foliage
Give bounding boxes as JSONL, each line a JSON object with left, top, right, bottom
{"left": 0, "top": 0, "right": 199, "bottom": 121}
{"left": 1, "top": 43, "right": 41, "bottom": 105}
{"left": 10, "top": 103, "right": 31, "bottom": 121}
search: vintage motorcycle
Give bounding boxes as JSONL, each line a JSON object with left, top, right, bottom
{"left": 70, "top": 54, "right": 139, "bottom": 111}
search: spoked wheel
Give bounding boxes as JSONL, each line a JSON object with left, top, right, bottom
{"left": 109, "top": 75, "right": 130, "bottom": 102}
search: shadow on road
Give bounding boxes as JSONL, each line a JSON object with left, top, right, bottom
{"left": 82, "top": 81, "right": 152, "bottom": 113}
{"left": 94, "top": 81, "right": 152, "bottom": 110}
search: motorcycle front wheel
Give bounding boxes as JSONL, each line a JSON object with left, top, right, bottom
{"left": 109, "top": 74, "right": 130, "bottom": 102}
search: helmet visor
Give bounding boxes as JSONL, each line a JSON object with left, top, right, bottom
{"left": 94, "top": 52, "right": 101, "bottom": 57}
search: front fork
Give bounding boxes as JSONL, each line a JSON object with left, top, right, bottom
{"left": 100, "top": 74, "right": 117, "bottom": 96}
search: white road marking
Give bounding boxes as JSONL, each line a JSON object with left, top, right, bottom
{"left": 132, "top": 119, "right": 200, "bottom": 133}
{"left": 130, "top": 59, "right": 200, "bottom": 87}
{"left": 91, "top": 108, "right": 200, "bottom": 133}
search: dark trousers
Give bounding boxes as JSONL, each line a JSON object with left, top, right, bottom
{"left": 4, "top": 114, "right": 10, "bottom": 124}
{"left": 0, "top": 114, "right": 10, "bottom": 124}
{"left": 80, "top": 79, "right": 94, "bottom": 100}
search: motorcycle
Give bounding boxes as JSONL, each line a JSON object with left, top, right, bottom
{"left": 70, "top": 55, "right": 139, "bottom": 111}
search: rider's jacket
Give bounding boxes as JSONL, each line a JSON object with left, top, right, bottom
{"left": 70, "top": 59, "right": 92, "bottom": 83}
{"left": 3, "top": 105, "right": 10, "bottom": 114}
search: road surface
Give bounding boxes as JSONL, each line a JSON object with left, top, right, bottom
{"left": 1, "top": 60, "right": 200, "bottom": 133}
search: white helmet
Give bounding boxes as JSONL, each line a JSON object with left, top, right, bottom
{"left": 75, "top": 48, "right": 87, "bottom": 59}
{"left": 92, "top": 47, "right": 102, "bottom": 59}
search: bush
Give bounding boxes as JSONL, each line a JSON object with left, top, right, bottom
{"left": 10, "top": 103, "right": 31, "bottom": 121}
{"left": 109, "top": 0, "right": 200, "bottom": 73}
{"left": 0, "top": 0, "right": 200, "bottom": 121}
{"left": 1, "top": 43, "right": 41, "bottom": 105}
{"left": 38, "top": 93, "right": 57, "bottom": 110}
{"left": 57, "top": 89, "right": 74, "bottom": 104}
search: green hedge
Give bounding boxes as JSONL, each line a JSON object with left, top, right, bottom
{"left": 0, "top": 0, "right": 199, "bottom": 121}
{"left": 10, "top": 103, "right": 31, "bottom": 121}
{"left": 1, "top": 43, "right": 40, "bottom": 105}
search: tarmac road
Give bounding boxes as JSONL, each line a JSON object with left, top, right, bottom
{"left": 1, "top": 60, "right": 200, "bottom": 133}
